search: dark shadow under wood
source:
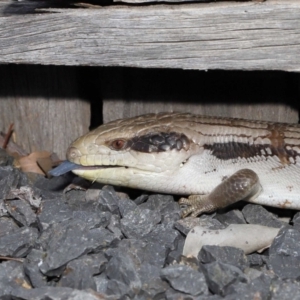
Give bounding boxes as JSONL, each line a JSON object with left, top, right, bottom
{"left": 0, "top": 64, "right": 95, "bottom": 158}
{"left": 102, "top": 68, "right": 300, "bottom": 124}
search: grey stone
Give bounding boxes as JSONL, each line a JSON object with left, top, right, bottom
{"left": 58, "top": 253, "right": 107, "bottom": 290}
{"left": 244, "top": 268, "right": 264, "bottom": 281}
{"left": 133, "top": 290, "right": 159, "bottom": 300}
{"left": 106, "top": 253, "right": 142, "bottom": 294}
{"left": 94, "top": 185, "right": 120, "bottom": 215}
{"left": 0, "top": 216, "right": 19, "bottom": 236}
{"left": 106, "top": 279, "right": 134, "bottom": 298}
{"left": 5, "top": 199, "right": 37, "bottom": 227}
{"left": 0, "top": 199, "right": 9, "bottom": 217}
{"left": 64, "top": 189, "right": 87, "bottom": 206}
{"left": 165, "top": 289, "right": 221, "bottom": 300}
{"left": 269, "top": 227, "right": 300, "bottom": 279}
{"left": 270, "top": 278, "right": 300, "bottom": 300}
{"left": 106, "top": 238, "right": 167, "bottom": 268}
{"left": 247, "top": 253, "right": 265, "bottom": 267}
{"left": 226, "top": 273, "right": 271, "bottom": 299}
{"left": 4, "top": 164, "right": 300, "bottom": 298}
{"left": 85, "top": 188, "right": 102, "bottom": 201}
{"left": 136, "top": 278, "right": 169, "bottom": 299}
{"left": 144, "top": 194, "right": 181, "bottom": 225}
{"left": 117, "top": 193, "right": 137, "bottom": 217}
{"left": 0, "top": 166, "right": 28, "bottom": 199}
{"left": 142, "top": 239, "right": 167, "bottom": 267}
{"left": 88, "top": 227, "right": 119, "bottom": 252}
{"left": 120, "top": 207, "right": 161, "bottom": 239}
{"left": 199, "top": 245, "right": 249, "bottom": 271}
{"left": 83, "top": 252, "right": 108, "bottom": 274}
{"left": 138, "top": 263, "right": 161, "bottom": 283}
{"left": 178, "top": 255, "right": 201, "bottom": 269}
{"left": 33, "top": 185, "right": 63, "bottom": 202}
{"left": 142, "top": 224, "right": 180, "bottom": 251}
{"left": 138, "top": 195, "right": 162, "bottom": 211}
{"left": 0, "top": 260, "right": 30, "bottom": 297}
{"left": 104, "top": 246, "right": 119, "bottom": 260}
{"left": 10, "top": 286, "right": 114, "bottom": 300}
{"left": 38, "top": 219, "right": 116, "bottom": 276}
{"left": 37, "top": 198, "right": 73, "bottom": 229}
{"left": 141, "top": 194, "right": 173, "bottom": 209}
{"left": 133, "top": 194, "right": 148, "bottom": 205}
{"left": 0, "top": 226, "right": 38, "bottom": 257}
{"left": 23, "top": 249, "right": 48, "bottom": 288}
{"left": 38, "top": 219, "right": 90, "bottom": 276}
{"left": 161, "top": 264, "right": 208, "bottom": 296}
{"left": 175, "top": 214, "right": 225, "bottom": 235}
{"left": 214, "top": 209, "right": 246, "bottom": 226}
{"left": 38, "top": 198, "right": 111, "bottom": 230}
{"left": 242, "top": 204, "right": 284, "bottom": 228}
{"left": 107, "top": 214, "right": 124, "bottom": 239}
{"left": 72, "top": 210, "right": 111, "bottom": 229}
{"left": 201, "top": 262, "right": 247, "bottom": 296}
{"left": 94, "top": 273, "right": 109, "bottom": 294}
{"left": 67, "top": 187, "right": 118, "bottom": 217}
{"left": 292, "top": 212, "right": 300, "bottom": 229}
{"left": 167, "top": 235, "right": 186, "bottom": 264}
{"left": 32, "top": 172, "right": 73, "bottom": 196}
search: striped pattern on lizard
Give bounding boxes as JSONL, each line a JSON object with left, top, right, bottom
{"left": 54, "top": 113, "right": 300, "bottom": 217}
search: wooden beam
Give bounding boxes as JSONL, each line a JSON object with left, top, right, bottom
{"left": 102, "top": 68, "right": 300, "bottom": 123}
{"left": 1, "top": 0, "right": 300, "bottom": 71}
{"left": 0, "top": 65, "right": 91, "bottom": 159}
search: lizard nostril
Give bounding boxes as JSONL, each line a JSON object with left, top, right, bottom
{"left": 66, "top": 147, "right": 82, "bottom": 162}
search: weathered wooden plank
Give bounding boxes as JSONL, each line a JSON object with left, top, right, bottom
{"left": 103, "top": 98, "right": 298, "bottom": 124}
{"left": 102, "top": 68, "right": 300, "bottom": 123}
{"left": 0, "top": 65, "right": 90, "bottom": 159}
{"left": 0, "top": 0, "right": 300, "bottom": 71}
{"left": 113, "top": 0, "right": 265, "bottom": 3}
{"left": 113, "top": 0, "right": 265, "bottom": 4}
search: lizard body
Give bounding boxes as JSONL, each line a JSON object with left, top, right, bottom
{"left": 59, "top": 113, "right": 300, "bottom": 217}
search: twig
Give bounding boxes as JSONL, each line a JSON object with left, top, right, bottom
{"left": 0, "top": 256, "right": 23, "bottom": 263}
{"left": 2, "top": 123, "right": 14, "bottom": 149}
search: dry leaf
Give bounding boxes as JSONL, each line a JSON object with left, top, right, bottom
{"left": 183, "top": 224, "right": 280, "bottom": 257}
{"left": 7, "top": 186, "right": 41, "bottom": 208}
{"left": 17, "top": 151, "right": 53, "bottom": 175}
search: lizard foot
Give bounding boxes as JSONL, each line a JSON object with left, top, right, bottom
{"left": 179, "top": 168, "right": 262, "bottom": 218}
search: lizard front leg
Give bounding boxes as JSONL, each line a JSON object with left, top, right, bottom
{"left": 179, "top": 169, "right": 262, "bottom": 218}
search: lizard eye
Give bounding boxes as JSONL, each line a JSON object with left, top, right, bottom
{"left": 110, "top": 139, "right": 127, "bottom": 150}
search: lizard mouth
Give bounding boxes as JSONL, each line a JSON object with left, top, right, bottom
{"left": 48, "top": 161, "right": 124, "bottom": 177}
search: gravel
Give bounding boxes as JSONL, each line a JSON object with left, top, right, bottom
{"left": 1, "top": 163, "right": 300, "bottom": 299}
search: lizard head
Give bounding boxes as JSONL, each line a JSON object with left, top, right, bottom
{"left": 62, "top": 113, "right": 197, "bottom": 190}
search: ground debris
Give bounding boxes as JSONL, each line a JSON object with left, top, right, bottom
{"left": 0, "top": 164, "right": 300, "bottom": 299}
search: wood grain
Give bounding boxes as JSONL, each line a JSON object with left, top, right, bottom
{"left": 0, "top": 0, "right": 300, "bottom": 71}
{"left": 102, "top": 68, "right": 300, "bottom": 123}
{"left": 0, "top": 65, "right": 90, "bottom": 159}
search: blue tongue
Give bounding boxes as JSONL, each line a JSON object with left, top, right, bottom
{"left": 48, "top": 161, "right": 82, "bottom": 176}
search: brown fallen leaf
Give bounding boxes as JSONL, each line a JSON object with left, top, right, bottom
{"left": 37, "top": 152, "right": 61, "bottom": 176}
{"left": 1, "top": 124, "right": 61, "bottom": 177}
{"left": 16, "top": 151, "right": 54, "bottom": 175}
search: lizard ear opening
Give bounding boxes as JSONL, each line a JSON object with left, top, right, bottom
{"left": 110, "top": 139, "right": 127, "bottom": 150}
